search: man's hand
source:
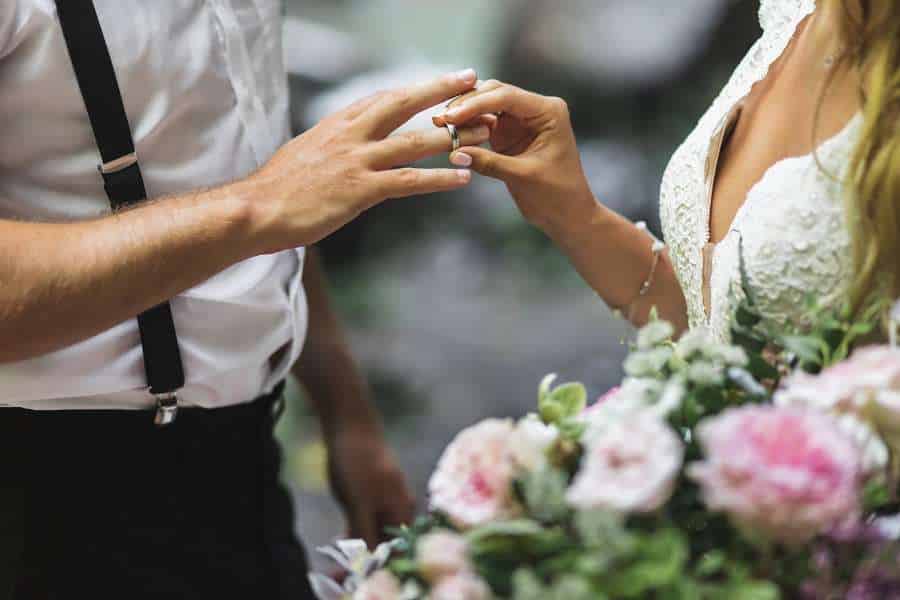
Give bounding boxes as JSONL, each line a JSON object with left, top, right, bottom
{"left": 246, "top": 69, "right": 489, "bottom": 254}
{"left": 293, "top": 249, "right": 415, "bottom": 546}
{"left": 326, "top": 423, "right": 416, "bottom": 546}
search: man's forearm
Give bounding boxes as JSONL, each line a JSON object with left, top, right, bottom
{"left": 0, "top": 72, "right": 485, "bottom": 366}
{"left": 0, "top": 183, "right": 259, "bottom": 363}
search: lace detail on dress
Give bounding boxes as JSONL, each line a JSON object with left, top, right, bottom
{"left": 659, "top": 0, "right": 858, "bottom": 341}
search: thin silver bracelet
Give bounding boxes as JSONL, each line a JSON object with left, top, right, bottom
{"left": 619, "top": 221, "right": 666, "bottom": 323}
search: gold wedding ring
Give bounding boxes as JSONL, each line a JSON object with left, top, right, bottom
{"left": 446, "top": 123, "right": 460, "bottom": 153}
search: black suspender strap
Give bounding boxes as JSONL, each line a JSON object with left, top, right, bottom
{"left": 54, "top": 0, "right": 185, "bottom": 425}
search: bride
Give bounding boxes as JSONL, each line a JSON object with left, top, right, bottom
{"left": 435, "top": 0, "right": 899, "bottom": 339}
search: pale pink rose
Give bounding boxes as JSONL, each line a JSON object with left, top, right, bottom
{"left": 428, "top": 419, "right": 522, "bottom": 529}
{"left": 776, "top": 346, "right": 900, "bottom": 411}
{"left": 429, "top": 573, "right": 492, "bottom": 600}
{"left": 353, "top": 570, "right": 401, "bottom": 600}
{"left": 566, "top": 412, "right": 682, "bottom": 513}
{"left": 416, "top": 530, "right": 471, "bottom": 583}
{"left": 585, "top": 386, "right": 621, "bottom": 413}
{"left": 689, "top": 405, "right": 863, "bottom": 546}
{"left": 776, "top": 345, "right": 900, "bottom": 467}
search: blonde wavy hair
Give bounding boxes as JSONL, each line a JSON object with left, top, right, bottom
{"left": 829, "top": 0, "right": 900, "bottom": 316}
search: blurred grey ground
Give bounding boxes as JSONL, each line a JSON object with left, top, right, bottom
{"left": 278, "top": 0, "right": 760, "bottom": 568}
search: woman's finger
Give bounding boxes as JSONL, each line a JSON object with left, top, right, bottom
{"left": 433, "top": 80, "right": 504, "bottom": 128}
{"left": 438, "top": 85, "right": 555, "bottom": 127}
{"left": 371, "top": 125, "right": 490, "bottom": 168}
{"left": 449, "top": 146, "right": 534, "bottom": 181}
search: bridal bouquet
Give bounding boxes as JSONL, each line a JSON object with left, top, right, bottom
{"left": 311, "top": 297, "right": 900, "bottom": 599}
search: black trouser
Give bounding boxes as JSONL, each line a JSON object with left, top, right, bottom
{"left": 0, "top": 382, "right": 315, "bottom": 600}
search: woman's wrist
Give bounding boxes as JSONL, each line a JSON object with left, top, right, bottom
{"left": 540, "top": 192, "right": 612, "bottom": 248}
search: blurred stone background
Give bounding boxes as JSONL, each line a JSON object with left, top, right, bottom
{"left": 277, "top": 0, "right": 761, "bottom": 568}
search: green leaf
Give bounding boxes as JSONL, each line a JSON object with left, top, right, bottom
{"left": 466, "top": 519, "right": 545, "bottom": 546}
{"left": 539, "top": 381, "right": 588, "bottom": 425}
{"left": 520, "top": 467, "right": 570, "bottom": 523}
{"left": 731, "top": 324, "right": 767, "bottom": 353}
{"left": 745, "top": 352, "right": 779, "bottom": 382}
{"left": 512, "top": 569, "right": 546, "bottom": 600}
{"left": 387, "top": 557, "right": 419, "bottom": 577}
{"left": 735, "top": 303, "right": 762, "bottom": 328}
{"left": 725, "top": 581, "right": 781, "bottom": 600}
{"left": 574, "top": 510, "right": 635, "bottom": 555}
{"left": 605, "top": 529, "right": 688, "bottom": 598}
{"left": 779, "top": 335, "right": 825, "bottom": 368}
{"left": 695, "top": 550, "right": 727, "bottom": 577}
{"left": 549, "top": 575, "right": 603, "bottom": 600}
{"left": 539, "top": 373, "right": 558, "bottom": 405}
{"left": 863, "top": 477, "right": 891, "bottom": 512}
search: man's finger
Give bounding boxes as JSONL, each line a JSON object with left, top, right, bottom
{"left": 348, "top": 505, "right": 379, "bottom": 548}
{"left": 371, "top": 125, "right": 490, "bottom": 168}
{"left": 361, "top": 69, "right": 479, "bottom": 138}
{"left": 341, "top": 91, "right": 385, "bottom": 120}
{"left": 449, "top": 146, "right": 533, "bottom": 181}
{"left": 373, "top": 168, "right": 471, "bottom": 202}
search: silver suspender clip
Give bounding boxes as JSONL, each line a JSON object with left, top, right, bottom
{"left": 153, "top": 391, "right": 179, "bottom": 427}
{"left": 99, "top": 151, "right": 138, "bottom": 175}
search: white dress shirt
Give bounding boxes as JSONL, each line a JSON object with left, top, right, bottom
{"left": 0, "top": 0, "right": 307, "bottom": 409}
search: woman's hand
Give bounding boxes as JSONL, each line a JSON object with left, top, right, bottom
{"left": 433, "top": 80, "right": 599, "bottom": 238}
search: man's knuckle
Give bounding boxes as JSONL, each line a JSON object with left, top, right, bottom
{"left": 396, "top": 169, "right": 419, "bottom": 188}
{"left": 388, "top": 90, "right": 412, "bottom": 108}
{"left": 547, "top": 96, "right": 570, "bottom": 116}
{"left": 405, "top": 131, "right": 427, "bottom": 153}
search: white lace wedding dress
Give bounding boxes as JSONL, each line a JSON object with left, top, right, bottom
{"left": 659, "top": 0, "right": 861, "bottom": 342}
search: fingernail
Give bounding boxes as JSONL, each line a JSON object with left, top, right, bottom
{"left": 473, "top": 126, "right": 490, "bottom": 140}
{"left": 451, "top": 153, "right": 473, "bottom": 168}
{"left": 457, "top": 169, "right": 472, "bottom": 182}
{"left": 444, "top": 108, "right": 462, "bottom": 120}
{"left": 454, "top": 68, "right": 477, "bottom": 84}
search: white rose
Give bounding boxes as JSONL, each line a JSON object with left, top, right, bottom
{"left": 508, "top": 414, "right": 558, "bottom": 471}
{"left": 353, "top": 570, "right": 402, "bottom": 600}
{"left": 567, "top": 412, "right": 683, "bottom": 513}
{"left": 416, "top": 530, "right": 471, "bottom": 583}
{"left": 429, "top": 573, "right": 492, "bottom": 600}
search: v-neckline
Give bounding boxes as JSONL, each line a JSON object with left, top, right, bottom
{"left": 698, "top": 1, "right": 825, "bottom": 322}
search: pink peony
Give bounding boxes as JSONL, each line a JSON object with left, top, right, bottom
{"left": 428, "top": 419, "right": 522, "bottom": 529}
{"left": 566, "top": 412, "right": 682, "bottom": 513}
{"left": 429, "top": 573, "right": 492, "bottom": 600}
{"left": 689, "top": 405, "right": 863, "bottom": 546}
{"left": 353, "top": 570, "right": 401, "bottom": 600}
{"left": 416, "top": 530, "right": 471, "bottom": 583}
